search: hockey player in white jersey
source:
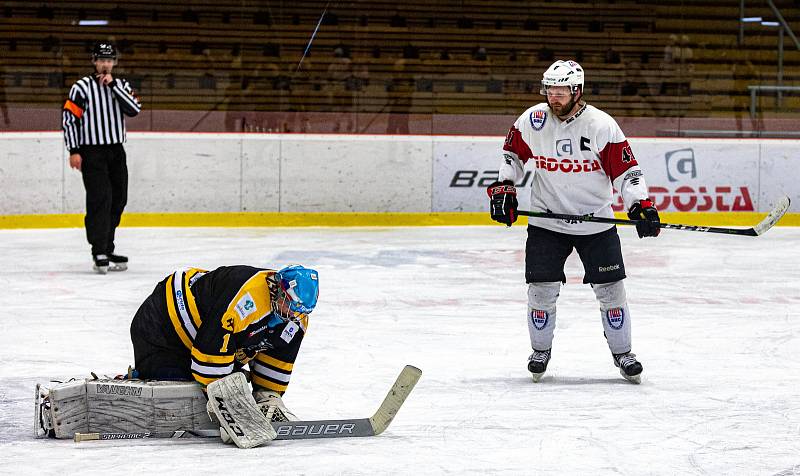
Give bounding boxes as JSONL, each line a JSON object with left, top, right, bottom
{"left": 487, "top": 60, "right": 661, "bottom": 384}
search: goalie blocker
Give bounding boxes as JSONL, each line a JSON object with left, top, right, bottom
{"left": 206, "top": 372, "right": 276, "bottom": 448}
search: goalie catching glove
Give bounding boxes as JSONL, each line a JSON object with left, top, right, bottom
{"left": 627, "top": 199, "right": 661, "bottom": 238}
{"left": 487, "top": 180, "right": 518, "bottom": 226}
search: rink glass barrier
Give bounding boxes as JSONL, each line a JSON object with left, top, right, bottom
{"left": 0, "top": 3, "right": 798, "bottom": 226}
{"left": 0, "top": 3, "right": 798, "bottom": 137}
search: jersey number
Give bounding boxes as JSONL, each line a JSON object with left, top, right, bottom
{"left": 220, "top": 333, "right": 231, "bottom": 353}
{"left": 621, "top": 146, "right": 635, "bottom": 164}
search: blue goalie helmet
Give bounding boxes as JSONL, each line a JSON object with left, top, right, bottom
{"left": 275, "top": 265, "right": 319, "bottom": 318}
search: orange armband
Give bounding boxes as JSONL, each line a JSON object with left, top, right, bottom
{"left": 63, "top": 100, "right": 84, "bottom": 118}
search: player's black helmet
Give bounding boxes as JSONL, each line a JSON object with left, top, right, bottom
{"left": 91, "top": 42, "right": 117, "bottom": 60}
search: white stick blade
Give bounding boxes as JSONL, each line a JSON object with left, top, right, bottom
{"left": 754, "top": 195, "right": 791, "bottom": 235}
{"left": 369, "top": 365, "right": 422, "bottom": 435}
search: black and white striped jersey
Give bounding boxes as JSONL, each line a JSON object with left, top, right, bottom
{"left": 62, "top": 73, "right": 142, "bottom": 153}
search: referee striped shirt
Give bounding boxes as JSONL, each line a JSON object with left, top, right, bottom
{"left": 62, "top": 73, "right": 142, "bottom": 153}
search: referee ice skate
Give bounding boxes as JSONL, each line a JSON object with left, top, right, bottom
{"left": 62, "top": 41, "right": 141, "bottom": 274}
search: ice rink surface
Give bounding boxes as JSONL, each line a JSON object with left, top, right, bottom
{"left": 0, "top": 224, "right": 798, "bottom": 476}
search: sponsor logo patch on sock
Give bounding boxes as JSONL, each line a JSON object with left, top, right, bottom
{"left": 531, "top": 309, "right": 549, "bottom": 330}
{"left": 606, "top": 307, "right": 625, "bottom": 330}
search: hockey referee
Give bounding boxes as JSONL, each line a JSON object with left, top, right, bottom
{"left": 62, "top": 41, "right": 141, "bottom": 274}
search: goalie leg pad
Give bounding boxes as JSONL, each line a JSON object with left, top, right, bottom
{"left": 35, "top": 378, "right": 215, "bottom": 439}
{"left": 527, "top": 282, "right": 560, "bottom": 351}
{"left": 206, "top": 373, "right": 276, "bottom": 449}
{"left": 592, "top": 280, "right": 632, "bottom": 354}
{"left": 35, "top": 383, "right": 54, "bottom": 438}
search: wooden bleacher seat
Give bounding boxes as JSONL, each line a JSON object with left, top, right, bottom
{"left": 0, "top": 0, "right": 797, "bottom": 119}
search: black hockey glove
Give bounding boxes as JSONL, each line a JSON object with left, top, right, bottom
{"left": 234, "top": 317, "right": 302, "bottom": 364}
{"left": 487, "top": 180, "right": 518, "bottom": 227}
{"left": 628, "top": 199, "right": 661, "bottom": 238}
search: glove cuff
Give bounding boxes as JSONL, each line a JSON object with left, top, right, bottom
{"left": 487, "top": 180, "right": 517, "bottom": 198}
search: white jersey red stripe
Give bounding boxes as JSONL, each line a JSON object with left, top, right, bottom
{"left": 499, "top": 102, "right": 650, "bottom": 235}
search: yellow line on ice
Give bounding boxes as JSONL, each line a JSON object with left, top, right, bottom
{"left": 0, "top": 212, "right": 797, "bottom": 229}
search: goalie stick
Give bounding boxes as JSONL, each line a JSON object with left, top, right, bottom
{"left": 73, "top": 429, "right": 219, "bottom": 441}
{"left": 75, "top": 364, "right": 422, "bottom": 443}
{"left": 517, "top": 195, "right": 791, "bottom": 237}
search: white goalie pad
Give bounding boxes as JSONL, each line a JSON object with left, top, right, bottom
{"left": 206, "top": 372, "right": 276, "bottom": 449}
{"left": 35, "top": 378, "right": 216, "bottom": 439}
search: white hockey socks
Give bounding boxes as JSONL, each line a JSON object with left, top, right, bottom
{"left": 592, "top": 280, "right": 633, "bottom": 355}
{"left": 206, "top": 373, "right": 276, "bottom": 448}
{"left": 527, "top": 282, "right": 561, "bottom": 352}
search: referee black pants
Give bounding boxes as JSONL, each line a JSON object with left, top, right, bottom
{"left": 80, "top": 144, "right": 127, "bottom": 256}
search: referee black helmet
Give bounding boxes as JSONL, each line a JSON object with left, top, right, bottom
{"left": 91, "top": 42, "right": 117, "bottom": 61}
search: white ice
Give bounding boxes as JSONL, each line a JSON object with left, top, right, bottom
{"left": 1, "top": 225, "right": 799, "bottom": 475}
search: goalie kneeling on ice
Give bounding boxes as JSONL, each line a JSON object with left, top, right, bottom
{"left": 35, "top": 378, "right": 215, "bottom": 439}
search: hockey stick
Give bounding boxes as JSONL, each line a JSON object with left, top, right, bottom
{"left": 73, "top": 429, "right": 219, "bottom": 442}
{"left": 517, "top": 195, "right": 791, "bottom": 236}
{"left": 295, "top": 1, "right": 331, "bottom": 74}
{"left": 75, "top": 365, "right": 422, "bottom": 443}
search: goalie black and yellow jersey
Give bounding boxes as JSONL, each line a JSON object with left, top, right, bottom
{"left": 133, "top": 265, "right": 307, "bottom": 395}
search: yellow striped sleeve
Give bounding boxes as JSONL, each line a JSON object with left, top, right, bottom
{"left": 251, "top": 374, "right": 288, "bottom": 393}
{"left": 192, "top": 374, "right": 219, "bottom": 387}
{"left": 165, "top": 274, "right": 192, "bottom": 350}
{"left": 254, "top": 353, "right": 294, "bottom": 371}
{"left": 191, "top": 347, "right": 234, "bottom": 365}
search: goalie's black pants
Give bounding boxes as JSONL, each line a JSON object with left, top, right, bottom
{"left": 130, "top": 278, "right": 193, "bottom": 381}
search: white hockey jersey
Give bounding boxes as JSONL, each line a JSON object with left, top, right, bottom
{"left": 499, "top": 102, "right": 650, "bottom": 235}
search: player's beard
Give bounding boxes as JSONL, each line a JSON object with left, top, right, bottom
{"left": 548, "top": 93, "right": 580, "bottom": 119}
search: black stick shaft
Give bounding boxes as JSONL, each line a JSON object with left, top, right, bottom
{"left": 517, "top": 210, "right": 757, "bottom": 236}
